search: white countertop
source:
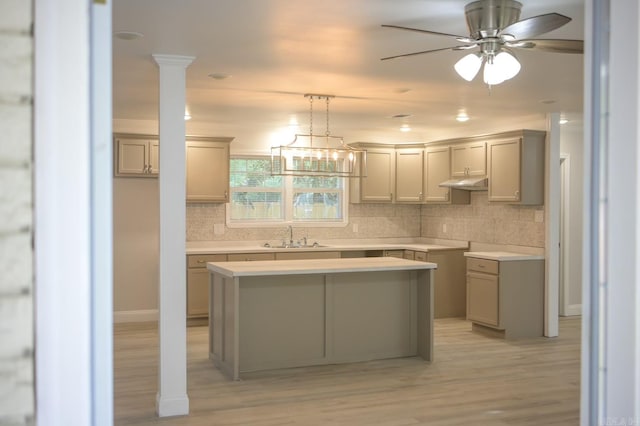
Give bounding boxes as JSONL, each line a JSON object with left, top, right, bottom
{"left": 187, "top": 238, "right": 469, "bottom": 255}
{"left": 464, "top": 251, "right": 545, "bottom": 261}
{"left": 207, "top": 256, "right": 438, "bottom": 277}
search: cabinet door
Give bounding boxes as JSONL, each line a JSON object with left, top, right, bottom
{"left": 148, "top": 139, "right": 160, "bottom": 175}
{"left": 360, "top": 149, "right": 394, "bottom": 202}
{"left": 186, "top": 140, "right": 230, "bottom": 202}
{"left": 424, "top": 146, "right": 452, "bottom": 202}
{"left": 187, "top": 268, "right": 210, "bottom": 318}
{"left": 487, "top": 138, "right": 521, "bottom": 202}
{"left": 466, "top": 271, "right": 499, "bottom": 327}
{"left": 466, "top": 142, "right": 486, "bottom": 176}
{"left": 450, "top": 144, "right": 469, "bottom": 177}
{"left": 395, "top": 149, "right": 424, "bottom": 203}
{"left": 116, "top": 138, "right": 150, "bottom": 176}
{"left": 451, "top": 142, "right": 486, "bottom": 177}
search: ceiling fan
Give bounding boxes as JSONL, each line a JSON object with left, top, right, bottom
{"left": 381, "top": 0, "right": 583, "bottom": 85}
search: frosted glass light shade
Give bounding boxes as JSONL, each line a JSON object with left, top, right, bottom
{"left": 493, "top": 51, "right": 521, "bottom": 81}
{"left": 483, "top": 60, "right": 505, "bottom": 85}
{"left": 454, "top": 53, "right": 482, "bottom": 81}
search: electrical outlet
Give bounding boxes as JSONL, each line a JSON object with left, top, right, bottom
{"left": 442, "top": 223, "right": 447, "bottom": 233}
{"left": 534, "top": 210, "right": 544, "bottom": 223}
{"left": 352, "top": 223, "right": 359, "bottom": 233}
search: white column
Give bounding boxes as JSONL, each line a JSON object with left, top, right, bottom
{"left": 152, "top": 54, "right": 194, "bottom": 417}
{"left": 35, "top": 0, "right": 92, "bottom": 423}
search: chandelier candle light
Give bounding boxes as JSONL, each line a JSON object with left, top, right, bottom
{"left": 271, "top": 94, "right": 367, "bottom": 178}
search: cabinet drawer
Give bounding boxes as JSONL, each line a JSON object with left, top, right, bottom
{"left": 413, "top": 251, "right": 427, "bottom": 262}
{"left": 227, "top": 252, "right": 275, "bottom": 261}
{"left": 383, "top": 250, "right": 405, "bottom": 258}
{"left": 403, "top": 250, "right": 415, "bottom": 260}
{"left": 467, "top": 258, "right": 498, "bottom": 274}
{"left": 188, "top": 254, "right": 227, "bottom": 268}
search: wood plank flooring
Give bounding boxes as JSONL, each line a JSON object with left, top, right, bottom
{"left": 114, "top": 317, "right": 580, "bottom": 425}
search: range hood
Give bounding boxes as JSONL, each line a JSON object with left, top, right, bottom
{"left": 439, "top": 176, "right": 488, "bottom": 191}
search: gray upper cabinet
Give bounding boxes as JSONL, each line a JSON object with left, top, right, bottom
{"left": 114, "top": 134, "right": 159, "bottom": 177}
{"left": 487, "top": 130, "right": 545, "bottom": 205}
{"left": 395, "top": 147, "right": 424, "bottom": 203}
{"left": 358, "top": 147, "right": 395, "bottom": 203}
{"left": 185, "top": 137, "right": 233, "bottom": 203}
{"left": 451, "top": 141, "right": 486, "bottom": 177}
{"left": 424, "top": 146, "right": 469, "bottom": 204}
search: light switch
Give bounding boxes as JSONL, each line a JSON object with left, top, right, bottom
{"left": 214, "top": 224, "right": 225, "bottom": 235}
{"left": 442, "top": 224, "right": 447, "bottom": 233}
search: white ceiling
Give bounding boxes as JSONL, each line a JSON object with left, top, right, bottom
{"left": 112, "top": 0, "right": 585, "bottom": 153}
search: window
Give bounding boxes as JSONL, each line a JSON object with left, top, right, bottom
{"left": 228, "top": 156, "right": 347, "bottom": 226}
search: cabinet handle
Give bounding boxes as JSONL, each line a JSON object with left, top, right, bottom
{"left": 224, "top": 190, "right": 228, "bottom": 199}
{"left": 445, "top": 191, "right": 449, "bottom": 201}
{"left": 148, "top": 165, "right": 153, "bottom": 173}
{"left": 197, "top": 260, "right": 206, "bottom": 264}
{"left": 515, "top": 190, "right": 520, "bottom": 197}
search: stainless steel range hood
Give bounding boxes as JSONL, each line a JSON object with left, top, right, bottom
{"left": 439, "top": 176, "right": 488, "bottom": 191}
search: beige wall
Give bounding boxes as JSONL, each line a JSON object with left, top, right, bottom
{"left": 0, "top": 0, "right": 34, "bottom": 423}
{"left": 113, "top": 178, "right": 159, "bottom": 314}
{"left": 421, "top": 192, "right": 545, "bottom": 248}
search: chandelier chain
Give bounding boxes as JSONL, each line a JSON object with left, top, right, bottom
{"left": 325, "top": 96, "right": 330, "bottom": 137}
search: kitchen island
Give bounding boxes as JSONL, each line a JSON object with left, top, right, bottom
{"left": 207, "top": 257, "right": 437, "bottom": 380}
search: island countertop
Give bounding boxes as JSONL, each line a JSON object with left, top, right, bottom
{"left": 207, "top": 256, "right": 438, "bottom": 278}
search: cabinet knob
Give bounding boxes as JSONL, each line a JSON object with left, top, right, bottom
{"left": 515, "top": 190, "right": 520, "bottom": 197}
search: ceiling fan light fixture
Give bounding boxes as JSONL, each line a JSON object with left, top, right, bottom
{"left": 493, "top": 51, "right": 521, "bottom": 81}
{"left": 483, "top": 58, "right": 505, "bottom": 85}
{"left": 454, "top": 53, "right": 483, "bottom": 81}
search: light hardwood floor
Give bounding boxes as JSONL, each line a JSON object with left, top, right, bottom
{"left": 114, "top": 317, "right": 580, "bottom": 425}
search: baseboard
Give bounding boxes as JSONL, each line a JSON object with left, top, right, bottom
{"left": 156, "top": 392, "right": 189, "bottom": 417}
{"left": 561, "top": 304, "right": 582, "bottom": 317}
{"left": 113, "top": 309, "right": 158, "bottom": 323}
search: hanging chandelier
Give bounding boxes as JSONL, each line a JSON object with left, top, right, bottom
{"left": 270, "top": 94, "right": 367, "bottom": 178}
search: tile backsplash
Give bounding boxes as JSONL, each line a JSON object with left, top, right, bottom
{"left": 187, "top": 192, "right": 544, "bottom": 248}
{"left": 186, "top": 203, "right": 422, "bottom": 242}
{"left": 421, "top": 192, "right": 545, "bottom": 247}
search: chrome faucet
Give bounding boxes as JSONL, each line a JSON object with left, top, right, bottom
{"left": 287, "top": 225, "right": 293, "bottom": 247}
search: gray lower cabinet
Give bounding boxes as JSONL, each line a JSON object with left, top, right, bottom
{"left": 412, "top": 249, "right": 467, "bottom": 319}
{"left": 187, "top": 254, "right": 227, "bottom": 319}
{"left": 466, "top": 256, "right": 544, "bottom": 338}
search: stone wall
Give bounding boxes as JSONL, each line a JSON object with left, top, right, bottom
{"left": 0, "top": 0, "right": 34, "bottom": 424}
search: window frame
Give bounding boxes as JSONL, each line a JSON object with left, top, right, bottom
{"left": 226, "top": 155, "right": 349, "bottom": 228}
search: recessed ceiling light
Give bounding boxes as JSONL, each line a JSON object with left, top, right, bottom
{"left": 394, "top": 88, "right": 411, "bottom": 94}
{"left": 391, "top": 114, "right": 411, "bottom": 119}
{"left": 540, "top": 99, "right": 556, "bottom": 104}
{"left": 456, "top": 112, "right": 470, "bottom": 122}
{"left": 113, "top": 31, "right": 143, "bottom": 41}
{"left": 208, "top": 73, "right": 231, "bottom": 80}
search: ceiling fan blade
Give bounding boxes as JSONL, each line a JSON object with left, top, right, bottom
{"left": 381, "top": 25, "right": 475, "bottom": 43}
{"left": 507, "top": 39, "right": 584, "bottom": 54}
{"left": 381, "top": 45, "right": 474, "bottom": 61}
{"left": 499, "top": 13, "right": 572, "bottom": 40}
